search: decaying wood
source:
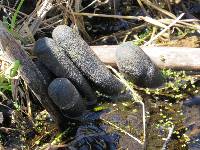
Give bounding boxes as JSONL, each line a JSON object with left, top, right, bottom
{"left": 0, "top": 27, "right": 66, "bottom": 129}
{"left": 91, "top": 45, "right": 200, "bottom": 71}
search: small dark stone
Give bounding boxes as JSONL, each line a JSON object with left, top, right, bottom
{"left": 52, "top": 25, "right": 125, "bottom": 96}
{"left": 48, "top": 78, "right": 86, "bottom": 118}
{"left": 116, "top": 42, "right": 164, "bottom": 88}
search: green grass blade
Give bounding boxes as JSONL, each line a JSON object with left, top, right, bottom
{"left": 10, "top": 0, "right": 25, "bottom": 31}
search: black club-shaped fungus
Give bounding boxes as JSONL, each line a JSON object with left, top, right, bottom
{"left": 48, "top": 78, "right": 86, "bottom": 118}
{"left": 116, "top": 42, "right": 164, "bottom": 88}
{"left": 52, "top": 25, "right": 125, "bottom": 95}
{"left": 33, "top": 37, "right": 97, "bottom": 106}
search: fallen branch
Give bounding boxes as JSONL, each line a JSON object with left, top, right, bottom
{"left": 1, "top": 44, "right": 200, "bottom": 71}
{"left": 91, "top": 45, "right": 200, "bottom": 71}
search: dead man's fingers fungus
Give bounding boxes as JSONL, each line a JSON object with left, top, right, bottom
{"left": 48, "top": 78, "right": 86, "bottom": 118}
{"left": 33, "top": 37, "right": 97, "bottom": 106}
{"left": 116, "top": 42, "right": 165, "bottom": 88}
{"left": 52, "top": 25, "right": 125, "bottom": 96}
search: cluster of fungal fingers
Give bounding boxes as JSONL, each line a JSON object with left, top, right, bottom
{"left": 33, "top": 25, "right": 164, "bottom": 119}
{"left": 33, "top": 37, "right": 97, "bottom": 107}
{"left": 33, "top": 25, "right": 127, "bottom": 119}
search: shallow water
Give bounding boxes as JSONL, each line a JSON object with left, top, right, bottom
{"left": 70, "top": 96, "right": 189, "bottom": 149}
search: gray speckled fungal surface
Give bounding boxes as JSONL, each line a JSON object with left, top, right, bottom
{"left": 52, "top": 25, "right": 125, "bottom": 96}
{"left": 116, "top": 42, "right": 164, "bottom": 88}
{"left": 33, "top": 37, "right": 97, "bottom": 106}
{"left": 48, "top": 78, "right": 86, "bottom": 118}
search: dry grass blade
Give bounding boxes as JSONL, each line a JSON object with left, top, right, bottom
{"left": 158, "top": 19, "right": 200, "bottom": 30}
{"left": 144, "top": 13, "right": 185, "bottom": 46}
{"left": 101, "top": 118, "right": 143, "bottom": 145}
{"left": 161, "top": 125, "right": 175, "bottom": 150}
{"left": 24, "top": 83, "right": 32, "bottom": 119}
{"left": 72, "top": 12, "right": 142, "bottom": 20}
{"left": 72, "top": 12, "right": 199, "bottom": 32}
{"left": 140, "top": 0, "right": 176, "bottom": 19}
{"left": 79, "top": 0, "right": 97, "bottom": 12}
{"left": 143, "top": 16, "right": 167, "bottom": 28}
{"left": 0, "top": 143, "right": 5, "bottom": 150}
{"left": 0, "top": 4, "right": 28, "bottom": 18}
{"left": 107, "top": 66, "right": 146, "bottom": 144}
{"left": 181, "top": 2, "right": 200, "bottom": 27}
